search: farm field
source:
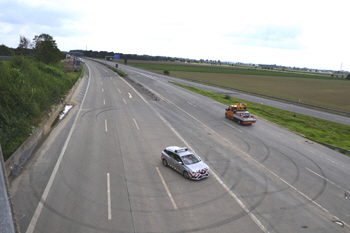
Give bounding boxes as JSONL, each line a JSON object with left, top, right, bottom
{"left": 120, "top": 60, "right": 350, "bottom": 112}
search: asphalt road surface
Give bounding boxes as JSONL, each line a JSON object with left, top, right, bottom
{"left": 111, "top": 60, "right": 350, "bottom": 126}
{"left": 10, "top": 59, "right": 350, "bottom": 233}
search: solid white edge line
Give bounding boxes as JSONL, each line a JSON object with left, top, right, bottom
{"left": 305, "top": 167, "right": 350, "bottom": 194}
{"left": 211, "top": 171, "right": 268, "bottom": 232}
{"left": 116, "top": 70, "right": 268, "bottom": 232}
{"left": 107, "top": 173, "right": 112, "bottom": 220}
{"left": 156, "top": 167, "right": 177, "bottom": 210}
{"left": 26, "top": 62, "right": 92, "bottom": 233}
{"left": 222, "top": 121, "right": 243, "bottom": 133}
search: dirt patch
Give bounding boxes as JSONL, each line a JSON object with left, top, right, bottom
{"left": 62, "top": 60, "right": 74, "bottom": 72}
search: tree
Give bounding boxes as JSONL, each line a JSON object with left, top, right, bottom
{"left": 18, "top": 35, "right": 32, "bottom": 55}
{"left": 0, "top": 44, "right": 15, "bottom": 56}
{"left": 33, "top": 33, "right": 62, "bottom": 64}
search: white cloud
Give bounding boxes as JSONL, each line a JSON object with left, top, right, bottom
{"left": 1, "top": 0, "right": 349, "bottom": 70}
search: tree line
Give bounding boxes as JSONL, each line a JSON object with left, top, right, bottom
{"left": 0, "top": 34, "right": 65, "bottom": 64}
{"left": 69, "top": 49, "right": 183, "bottom": 61}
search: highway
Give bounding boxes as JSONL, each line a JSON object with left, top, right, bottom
{"left": 111, "top": 61, "right": 350, "bottom": 126}
{"left": 10, "top": 59, "right": 350, "bottom": 233}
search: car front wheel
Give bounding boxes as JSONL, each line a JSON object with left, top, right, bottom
{"left": 183, "top": 171, "right": 189, "bottom": 179}
{"left": 162, "top": 159, "right": 168, "bottom": 167}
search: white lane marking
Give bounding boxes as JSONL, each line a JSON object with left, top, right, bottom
{"left": 211, "top": 170, "right": 268, "bottom": 232}
{"left": 116, "top": 75, "right": 267, "bottom": 231}
{"left": 123, "top": 98, "right": 127, "bottom": 104}
{"left": 115, "top": 71, "right": 267, "bottom": 231}
{"left": 165, "top": 92, "right": 350, "bottom": 228}
{"left": 128, "top": 93, "right": 132, "bottom": 98}
{"left": 134, "top": 80, "right": 350, "bottom": 231}
{"left": 103, "top": 99, "right": 106, "bottom": 105}
{"left": 133, "top": 118, "right": 140, "bottom": 130}
{"left": 101, "top": 81, "right": 103, "bottom": 85}
{"left": 107, "top": 173, "right": 112, "bottom": 220}
{"left": 306, "top": 167, "right": 350, "bottom": 194}
{"left": 156, "top": 167, "right": 177, "bottom": 210}
{"left": 102, "top": 88, "right": 104, "bottom": 92}
{"left": 326, "top": 158, "right": 338, "bottom": 165}
{"left": 105, "top": 119, "right": 108, "bottom": 132}
{"left": 223, "top": 121, "right": 243, "bottom": 133}
{"left": 187, "top": 101, "right": 196, "bottom": 107}
{"left": 166, "top": 90, "right": 173, "bottom": 95}
{"left": 26, "top": 61, "right": 92, "bottom": 233}
{"left": 118, "top": 88, "right": 121, "bottom": 93}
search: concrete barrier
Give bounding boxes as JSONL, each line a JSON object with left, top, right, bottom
{"left": 0, "top": 145, "right": 18, "bottom": 233}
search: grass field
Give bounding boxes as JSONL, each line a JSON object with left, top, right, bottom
{"left": 172, "top": 83, "right": 350, "bottom": 154}
{"left": 109, "top": 59, "right": 350, "bottom": 154}
{"left": 119, "top": 60, "right": 350, "bottom": 112}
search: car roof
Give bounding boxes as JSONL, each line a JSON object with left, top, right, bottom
{"left": 166, "top": 146, "right": 192, "bottom": 156}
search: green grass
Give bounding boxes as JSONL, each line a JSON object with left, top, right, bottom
{"left": 0, "top": 56, "right": 82, "bottom": 160}
{"left": 123, "top": 60, "right": 333, "bottom": 79}
{"left": 172, "top": 82, "right": 350, "bottom": 154}
{"left": 120, "top": 60, "right": 350, "bottom": 112}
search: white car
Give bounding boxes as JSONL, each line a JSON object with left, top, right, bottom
{"left": 161, "top": 146, "right": 210, "bottom": 180}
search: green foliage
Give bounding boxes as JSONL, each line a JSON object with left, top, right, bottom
{"left": 163, "top": 70, "right": 170, "bottom": 75}
{"left": 172, "top": 82, "right": 350, "bottom": 153}
{"left": 33, "top": 33, "right": 62, "bottom": 64}
{"left": 0, "top": 44, "right": 15, "bottom": 56}
{"left": 0, "top": 56, "right": 81, "bottom": 160}
{"left": 224, "top": 94, "right": 231, "bottom": 100}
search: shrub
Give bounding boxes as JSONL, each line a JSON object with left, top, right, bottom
{"left": 163, "top": 70, "right": 170, "bottom": 75}
{"left": 224, "top": 94, "right": 231, "bottom": 100}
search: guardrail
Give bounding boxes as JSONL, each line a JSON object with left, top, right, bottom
{"left": 319, "top": 142, "right": 350, "bottom": 155}
{"left": 177, "top": 77, "right": 350, "bottom": 117}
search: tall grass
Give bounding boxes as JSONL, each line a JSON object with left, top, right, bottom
{"left": 0, "top": 56, "right": 81, "bottom": 160}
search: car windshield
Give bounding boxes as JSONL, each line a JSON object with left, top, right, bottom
{"left": 182, "top": 154, "right": 200, "bottom": 165}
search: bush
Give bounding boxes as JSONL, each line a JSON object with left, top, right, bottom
{"left": 163, "top": 70, "right": 170, "bottom": 75}
{"left": 224, "top": 94, "right": 231, "bottom": 100}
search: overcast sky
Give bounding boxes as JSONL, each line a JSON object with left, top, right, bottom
{"left": 1, "top": 0, "right": 349, "bottom": 71}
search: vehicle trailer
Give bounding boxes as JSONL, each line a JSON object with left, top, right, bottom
{"left": 225, "top": 103, "right": 257, "bottom": 125}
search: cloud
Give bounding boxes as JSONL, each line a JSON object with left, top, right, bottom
{"left": 0, "top": 0, "right": 83, "bottom": 38}
{"left": 227, "top": 24, "right": 303, "bottom": 50}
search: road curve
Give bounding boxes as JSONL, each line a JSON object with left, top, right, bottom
{"left": 9, "top": 59, "right": 350, "bottom": 233}
{"left": 109, "top": 60, "right": 350, "bottom": 126}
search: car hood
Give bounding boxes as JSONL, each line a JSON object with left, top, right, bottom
{"left": 186, "top": 161, "right": 208, "bottom": 172}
